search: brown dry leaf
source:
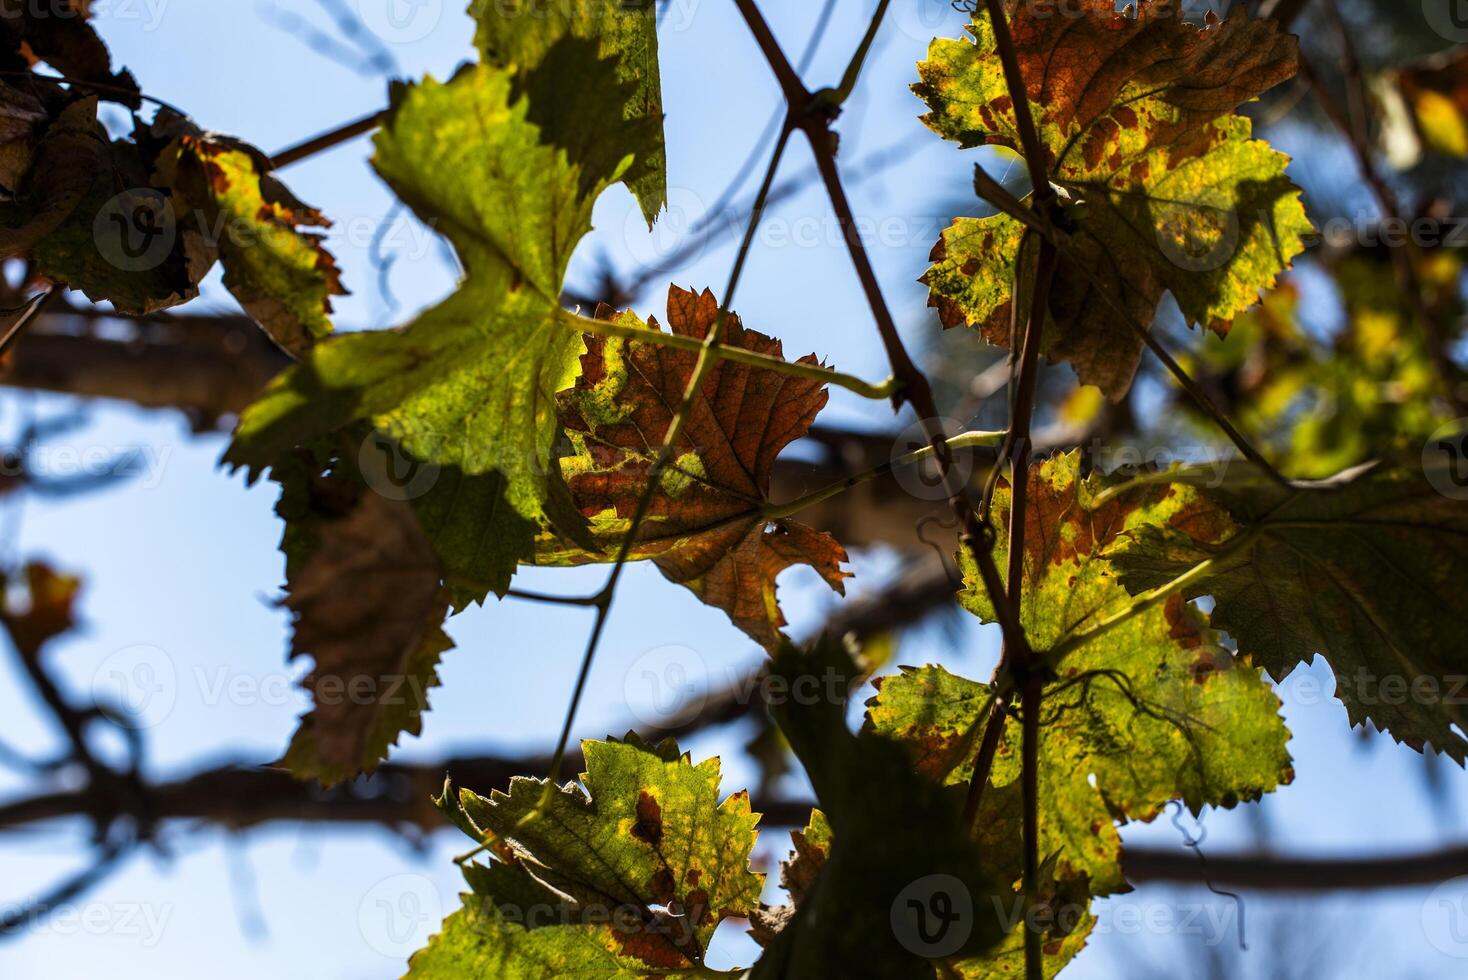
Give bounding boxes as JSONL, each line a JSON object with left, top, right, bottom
{"left": 0, "top": 0, "right": 141, "bottom": 108}
{"left": 280, "top": 490, "right": 451, "bottom": 786}
{"left": 549, "top": 285, "right": 849, "bottom": 649}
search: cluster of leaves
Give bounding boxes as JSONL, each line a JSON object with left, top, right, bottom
{"left": 213, "top": 1, "right": 862, "bottom": 784}
{"left": 917, "top": 0, "right": 1312, "bottom": 400}
{"left": 0, "top": 3, "right": 343, "bottom": 344}
{"left": 18, "top": 2, "right": 1468, "bottom": 978}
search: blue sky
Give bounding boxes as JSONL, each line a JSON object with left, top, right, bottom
{"left": 1, "top": 1, "right": 1466, "bottom": 977}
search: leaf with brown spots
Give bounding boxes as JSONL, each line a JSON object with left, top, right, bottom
{"left": 414, "top": 735, "right": 764, "bottom": 978}
{"left": 0, "top": 97, "right": 208, "bottom": 314}
{"left": 917, "top": 1, "right": 1311, "bottom": 399}
{"left": 1108, "top": 459, "right": 1468, "bottom": 763}
{"left": 543, "top": 285, "right": 850, "bottom": 649}
{"left": 889, "top": 452, "right": 1295, "bottom": 897}
{"left": 153, "top": 112, "right": 345, "bottom": 357}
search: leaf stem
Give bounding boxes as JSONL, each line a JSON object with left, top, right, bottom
{"left": 554, "top": 308, "right": 900, "bottom": 400}
{"left": 813, "top": 0, "right": 892, "bottom": 109}
{"left": 971, "top": 4, "right": 1060, "bottom": 975}
{"left": 1044, "top": 527, "right": 1263, "bottom": 666}
{"left": 762, "top": 429, "right": 1007, "bottom": 521}
{"left": 271, "top": 110, "right": 386, "bottom": 169}
{"left": 527, "top": 123, "right": 797, "bottom": 825}
{"left": 727, "top": 0, "right": 1036, "bottom": 797}
{"left": 505, "top": 589, "right": 601, "bottom": 607}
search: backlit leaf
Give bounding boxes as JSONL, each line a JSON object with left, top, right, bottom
{"left": 411, "top": 735, "right": 763, "bottom": 977}
{"left": 153, "top": 114, "right": 345, "bottom": 356}
{"left": 1109, "top": 460, "right": 1468, "bottom": 762}
{"left": 471, "top": 0, "right": 665, "bottom": 223}
{"left": 543, "top": 286, "right": 850, "bottom": 648}
{"left": 275, "top": 472, "right": 451, "bottom": 786}
{"left": 878, "top": 453, "right": 1291, "bottom": 896}
{"left": 751, "top": 637, "right": 1006, "bottom": 979}
{"left": 917, "top": 1, "right": 1310, "bottom": 399}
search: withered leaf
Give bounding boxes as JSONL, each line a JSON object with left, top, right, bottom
{"left": 279, "top": 486, "right": 451, "bottom": 786}
{"left": 547, "top": 285, "right": 850, "bottom": 649}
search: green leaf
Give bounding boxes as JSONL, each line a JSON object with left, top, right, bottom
{"left": 1108, "top": 461, "right": 1468, "bottom": 762}
{"left": 917, "top": 2, "right": 1310, "bottom": 399}
{"left": 471, "top": 0, "right": 665, "bottom": 223}
{"left": 751, "top": 638, "right": 1006, "bottom": 979}
{"left": 228, "top": 47, "right": 660, "bottom": 587}
{"left": 897, "top": 453, "right": 1292, "bottom": 896}
{"left": 412, "top": 736, "right": 763, "bottom": 977}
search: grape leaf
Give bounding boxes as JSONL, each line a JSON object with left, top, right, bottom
{"left": 152, "top": 113, "right": 345, "bottom": 356}
{"left": 1108, "top": 461, "right": 1468, "bottom": 762}
{"left": 0, "top": 81, "right": 51, "bottom": 194}
{"left": 0, "top": 88, "right": 339, "bottom": 325}
{"left": 228, "top": 39, "right": 663, "bottom": 573}
{"left": 884, "top": 452, "right": 1291, "bottom": 896}
{"left": 916, "top": 1, "right": 1310, "bottom": 399}
{"left": 747, "top": 809, "right": 830, "bottom": 947}
{"left": 542, "top": 286, "right": 850, "bottom": 648}
{"left": 0, "top": 97, "right": 207, "bottom": 313}
{"left": 471, "top": 0, "right": 665, "bottom": 223}
{"left": 411, "top": 735, "right": 763, "bottom": 977}
{"left": 273, "top": 466, "right": 452, "bottom": 787}
{"left": 750, "top": 638, "right": 1006, "bottom": 979}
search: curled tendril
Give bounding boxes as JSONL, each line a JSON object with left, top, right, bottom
{"left": 1169, "top": 801, "right": 1248, "bottom": 951}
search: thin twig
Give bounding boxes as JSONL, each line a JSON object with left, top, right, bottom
{"left": 529, "top": 123, "right": 798, "bottom": 820}
{"left": 271, "top": 110, "right": 386, "bottom": 169}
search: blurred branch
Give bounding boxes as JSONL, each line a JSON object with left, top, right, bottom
{"left": 6, "top": 753, "right": 1468, "bottom": 891}
{"left": 0, "top": 300, "right": 289, "bottom": 428}
{"left": 0, "top": 837, "right": 133, "bottom": 938}
{"left": 1261, "top": 0, "right": 1312, "bottom": 27}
